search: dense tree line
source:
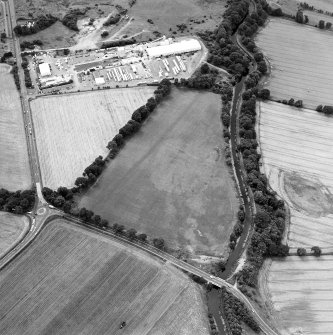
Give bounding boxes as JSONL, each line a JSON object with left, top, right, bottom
{"left": 11, "top": 65, "right": 20, "bottom": 90}
{"left": 20, "top": 40, "right": 43, "bottom": 51}
{"left": 316, "top": 105, "right": 333, "bottom": 114}
{"left": 14, "top": 15, "right": 57, "bottom": 36}
{"left": 101, "top": 38, "right": 137, "bottom": 49}
{"left": 61, "top": 9, "right": 86, "bottom": 31}
{"left": 221, "top": 287, "right": 260, "bottom": 335}
{"left": 22, "top": 57, "right": 33, "bottom": 88}
{"left": 0, "top": 188, "right": 35, "bottom": 214}
{"left": 42, "top": 187, "right": 165, "bottom": 250}
{"left": 279, "top": 98, "right": 303, "bottom": 107}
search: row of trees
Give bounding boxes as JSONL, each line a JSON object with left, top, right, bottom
{"left": 14, "top": 15, "right": 57, "bottom": 36}
{"left": 20, "top": 40, "right": 43, "bottom": 51}
{"left": 316, "top": 105, "right": 333, "bottom": 114}
{"left": 300, "top": 2, "right": 333, "bottom": 17}
{"left": 222, "top": 287, "right": 260, "bottom": 335}
{"left": 0, "top": 188, "right": 35, "bottom": 214}
{"left": 11, "top": 65, "right": 20, "bottom": 90}
{"left": 101, "top": 37, "right": 137, "bottom": 49}
{"left": 22, "top": 57, "right": 33, "bottom": 88}
{"left": 297, "top": 246, "right": 322, "bottom": 256}
{"left": 42, "top": 186, "right": 165, "bottom": 250}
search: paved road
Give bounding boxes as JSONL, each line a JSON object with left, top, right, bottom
{"left": 2, "top": 1, "right": 280, "bottom": 333}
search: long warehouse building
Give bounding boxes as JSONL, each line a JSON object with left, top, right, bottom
{"left": 146, "top": 39, "right": 201, "bottom": 58}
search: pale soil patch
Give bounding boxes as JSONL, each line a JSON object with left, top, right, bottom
{"left": 0, "top": 219, "right": 209, "bottom": 335}
{"left": 264, "top": 256, "right": 333, "bottom": 335}
{"left": 0, "top": 64, "right": 31, "bottom": 191}
{"left": 0, "top": 212, "right": 29, "bottom": 256}
{"left": 255, "top": 18, "right": 333, "bottom": 108}
{"left": 258, "top": 101, "right": 333, "bottom": 248}
{"left": 80, "top": 88, "right": 238, "bottom": 256}
{"left": 31, "top": 87, "right": 154, "bottom": 189}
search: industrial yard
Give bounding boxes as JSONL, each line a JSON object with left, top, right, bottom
{"left": 24, "top": 36, "right": 204, "bottom": 95}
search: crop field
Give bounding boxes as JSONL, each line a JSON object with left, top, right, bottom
{"left": 0, "top": 219, "right": 209, "bottom": 335}
{"left": 258, "top": 101, "right": 333, "bottom": 248}
{"left": 0, "top": 212, "right": 28, "bottom": 256}
{"left": 0, "top": 64, "right": 31, "bottom": 191}
{"left": 262, "top": 256, "right": 333, "bottom": 335}
{"left": 80, "top": 88, "right": 238, "bottom": 256}
{"left": 31, "top": 87, "right": 154, "bottom": 189}
{"left": 255, "top": 18, "right": 333, "bottom": 109}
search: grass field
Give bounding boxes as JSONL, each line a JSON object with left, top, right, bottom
{"left": 255, "top": 18, "right": 333, "bottom": 109}
{"left": 0, "top": 64, "right": 31, "bottom": 191}
{"left": 269, "top": 0, "right": 333, "bottom": 15}
{"left": 125, "top": 0, "right": 226, "bottom": 39}
{"left": 258, "top": 101, "right": 333, "bottom": 248}
{"left": 31, "top": 87, "right": 154, "bottom": 189}
{"left": 0, "top": 219, "right": 210, "bottom": 335}
{"left": 0, "top": 212, "right": 28, "bottom": 256}
{"left": 20, "top": 21, "right": 76, "bottom": 50}
{"left": 79, "top": 88, "right": 238, "bottom": 256}
{"left": 262, "top": 256, "right": 333, "bottom": 335}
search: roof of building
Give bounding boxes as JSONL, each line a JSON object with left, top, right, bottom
{"left": 146, "top": 39, "right": 201, "bottom": 58}
{"left": 95, "top": 77, "right": 105, "bottom": 85}
{"left": 39, "top": 63, "right": 51, "bottom": 77}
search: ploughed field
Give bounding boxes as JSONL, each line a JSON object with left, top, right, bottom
{"left": 0, "top": 212, "right": 28, "bottom": 256}
{"left": 0, "top": 64, "right": 31, "bottom": 191}
{"left": 263, "top": 256, "right": 333, "bottom": 335}
{"left": 80, "top": 88, "right": 238, "bottom": 256}
{"left": 258, "top": 101, "right": 333, "bottom": 335}
{"left": 0, "top": 219, "right": 209, "bottom": 335}
{"left": 31, "top": 87, "right": 154, "bottom": 189}
{"left": 255, "top": 18, "right": 333, "bottom": 109}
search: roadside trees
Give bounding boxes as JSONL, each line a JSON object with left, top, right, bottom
{"left": 311, "top": 246, "right": 322, "bottom": 256}
{"left": 297, "top": 247, "right": 306, "bottom": 256}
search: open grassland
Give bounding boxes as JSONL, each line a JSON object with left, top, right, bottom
{"left": 262, "top": 256, "right": 333, "bottom": 335}
{"left": 80, "top": 88, "right": 238, "bottom": 256}
{"left": 0, "top": 219, "right": 209, "bottom": 335}
{"left": 0, "top": 212, "right": 28, "bottom": 256}
{"left": 0, "top": 64, "right": 31, "bottom": 191}
{"left": 255, "top": 18, "right": 333, "bottom": 109}
{"left": 269, "top": 0, "right": 333, "bottom": 15}
{"left": 31, "top": 87, "right": 154, "bottom": 189}
{"left": 125, "top": 0, "right": 225, "bottom": 39}
{"left": 258, "top": 101, "right": 333, "bottom": 248}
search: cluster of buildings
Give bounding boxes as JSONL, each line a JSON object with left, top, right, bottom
{"left": 38, "top": 62, "right": 72, "bottom": 89}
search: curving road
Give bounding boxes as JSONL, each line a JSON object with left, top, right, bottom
{"left": 2, "top": 0, "right": 280, "bottom": 333}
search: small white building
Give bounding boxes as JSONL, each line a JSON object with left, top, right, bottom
{"left": 95, "top": 77, "right": 105, "bottom": 85}
{"left": 39, "top": 63, "right": 51, "bottom": 77}
{"left": 146, "top": 39, "right": 201, "bottom": 58}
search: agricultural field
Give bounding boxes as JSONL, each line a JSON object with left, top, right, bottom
{"left": 261, "top": 256, "right": 333, "bottom": 335}
{"left": 303, "top": 10, "right": 333, "bottom": 28}
{"left": 258, "top": 101, "right": 333, "bottom": 248}
{"left": 0, "top": 218, "right": 210, "bottom": 335}
{"left": 80, "top": 88, "right": 238, "bottom": 256}
{"left": 269, "top": 0, "right": 333, "bottom": 15}
{"left": 0, "top": 212, "right": 29, "bottom": 256}
{"left": 255, "top": 18, "right": 333, "bottom": 109}
{"left": 31, "top": 87, "right": 154, "bottom": 189}
{"left": 0, "top": 64, "right": 31, "bottom": 191}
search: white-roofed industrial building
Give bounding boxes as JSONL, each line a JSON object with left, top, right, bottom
{"left": 39, "top": 63, "right": 51, "bottom": 77}
{"left": 146, "top": 39, "right": 201, "bottom": 58}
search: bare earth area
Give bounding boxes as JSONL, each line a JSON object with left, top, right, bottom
{"left": 258, "top": 101, "right": 333, "bottom": 334}
{"left": 31, "top": 87, "right": 154, "bottom": 189}
{"left": 262, "top": 256, "right": 333, "bottom": 335}
{"left": 0, "top": 219, "right": 209, "bottom": 335}
{"left": 256, "top": 18, "right": 333, "bottom": 108}
{"left": 0, "top": 212, "right": 28, "bottom": 256}
{"left": 0, "top": 64, "right": 31, "bottom": 191}
{"left": 80, "top": 88, "right": 238, "bottom": 256}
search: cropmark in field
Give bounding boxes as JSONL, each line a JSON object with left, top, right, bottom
{"left": 0, "top": 219, "right": 210, "bottom": 335}
{"left": 80, "top": 88, "right": 239, "bottom": 256}
{"left": 31, "top": 87, "right": 154, "bottom": 189}
{"left": 255, "top": 18, "right": 333, "bottom": 109}
{"left": 0, "top": 64, "right": 31, "bottom": 191}
{"left": 258, "top": 100, "right": 333, "bottom": 334}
